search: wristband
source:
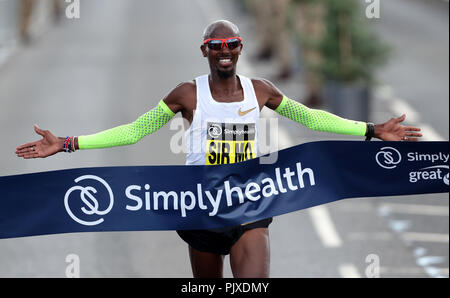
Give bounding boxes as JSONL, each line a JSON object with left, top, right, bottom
{"left": 365, "top": 122, "right": 375, "bottom": 141}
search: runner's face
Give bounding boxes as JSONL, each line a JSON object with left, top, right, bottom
{"left": 201, "top": 30, "right": 242, "bottom": 79}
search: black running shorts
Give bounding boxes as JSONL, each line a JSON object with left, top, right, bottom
{"left": 176, "top": 218, "right": 273, "bottom": 255}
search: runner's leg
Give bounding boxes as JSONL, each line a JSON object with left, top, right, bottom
{"left": 188, "top": 245, "right": 225, "bottom": 278}
{"left": 229, "top": 228, "right": 270, "bottom": 278}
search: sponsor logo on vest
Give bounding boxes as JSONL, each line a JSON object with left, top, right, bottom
{"left": 208, "top": 123, "right": 222, "bottom": 139}
{"left": 238, "top": 107, "right": 256, "bottom": 116}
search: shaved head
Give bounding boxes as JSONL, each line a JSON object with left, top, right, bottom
{"left": 202, "top": 20, "right": 240, "bottom": 40}
{"left": 201, "top": 20, "right": 243, "bottom": 79}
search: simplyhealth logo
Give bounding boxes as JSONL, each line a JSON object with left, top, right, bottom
{"left": 64, "top": 175, "right": 114, "bottom": 226}
{"left": 64, "top": 162, "right": 316, "bottom": 226}
{"left": 376, "top": 147, "right": 402, "bottom": 169}
{"left": 375, "top": 146, "right": 449, "bottom": 186}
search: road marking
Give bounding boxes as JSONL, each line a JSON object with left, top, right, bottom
{"left": 380, "top": 266, "right": 448, "bottom": 278}
{"left": 375, "top": 85, "right": 393, "bottom": 100}
{"left": 416, "top": 256, "right": 448, "bottom": 278}
{"left": 424, "top": 267, "right": 449, "bottom": 278}
{"left": 384, "top": 96, "right": 444, "bottom": 141}
{"left": 417, "top": 256, "right": 446, "bottom": 267}
{"left": 389, "top": 97, "right": 420, "bottom": 123}
{"left": 338, "top": 264, "right": 361, "bottom": 278}
{"left": 418, "top": 123, "right": 445, "bottom": 141}
{"left": 402, "top": 232, "right": 449, "bottom": 243}
{"left": 387, "top": 219, "right": 411, "bottom": 233}
{"left": 378, "top": 203, "right": 449, "bottom": 216}
{"left": 376, "top": 84, "right": 446, "bottom": 141}
{"left": 309, "top": 205, "right": 343, "bottom": 247}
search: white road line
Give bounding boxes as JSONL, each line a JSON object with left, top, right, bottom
{"left": 376, "top": 84, "right": 446, "bottom": 141}
{"left": 402, "top": 232, "right": 449, "bottom": 243}
{"left": 419, "top": 123, "right": 446, "bottom": 141}
{"left": 417, "top": 256, "right": 446, "bottom": 267}
{"left": 424, "top": 267, "right": 449, "bottom": 278}
{"left": 379, "top": 203, "right": 449, "bottom": 216}
{"left": 309, "top": 205, "right": 343, "bottom": 247}
{"left": 388, "top": 97, "right": 420, "bottom": 123}
{"left": 338, "top": 264, "right": 362, "bottom": 278}
{"left": 380, "top": 266, "right": 448, "bottom": 277}
{"left": 375, "top": 85, "right": 393, "bottom": 100}
{"left": 382, "top": 95, "right": 445, "bottom": 141}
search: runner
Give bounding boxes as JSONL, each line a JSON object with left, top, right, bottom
{"left": 16, "top": 20, "right": 422, "bottom": 278}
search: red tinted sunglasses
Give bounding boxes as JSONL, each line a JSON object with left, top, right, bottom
{"left": 203, "top": 37, "right": 242, "bottom": 50}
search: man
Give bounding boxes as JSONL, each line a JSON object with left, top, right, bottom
{"left": 16, "top": 20, "right": 422, "bottom": 278}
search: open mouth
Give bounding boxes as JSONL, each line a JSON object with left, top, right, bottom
{"left": 218, "top": 58, "right": 232, "bottom": 67}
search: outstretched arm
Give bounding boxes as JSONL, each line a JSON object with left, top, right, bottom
{"left": 274, "top": 95, "right": 367, "bottom": 136}
{"left": 16, "top": 100, "right": 176, "bottom": 159}
{"left": 258, "top": 79, "right": 422, "bottom": 141}
{"left": 77, "top": 100, "right": 175, "bottom": 149}
{"left": 274, "top": 95, "right": 422, "bottom": 141}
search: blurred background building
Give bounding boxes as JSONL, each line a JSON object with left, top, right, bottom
{"left": 0, "top": 0, "right": 448, "bottom": 278}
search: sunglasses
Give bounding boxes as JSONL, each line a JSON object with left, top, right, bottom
{"left": 203, "top": 37, "right": 242, "bottom": 51}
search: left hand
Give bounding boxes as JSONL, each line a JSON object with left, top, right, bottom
{"left": 375, "top": 114, "right": 422, "bottom": 141}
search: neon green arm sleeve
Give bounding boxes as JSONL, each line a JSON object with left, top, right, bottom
{"left": 275, "top": 95, "right": 367, "bottom": 136}
{"left": 77, "top": 100, "right": 175, "bottom": 150}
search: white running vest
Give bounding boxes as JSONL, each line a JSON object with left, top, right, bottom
{"left": 185, "top": 74, "right": 260, "bottom": 166}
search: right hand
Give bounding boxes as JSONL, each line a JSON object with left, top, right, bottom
{"left": 16, "top": 125, "right": 63, "bottom": 159}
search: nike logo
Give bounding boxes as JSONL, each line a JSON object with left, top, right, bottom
{"left": 238, "top": 107, "right": 256, "bottom": 116}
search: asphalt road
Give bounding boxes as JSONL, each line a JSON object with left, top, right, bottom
{"left": 0, "top": 0, "right": 448, "bottom": 277}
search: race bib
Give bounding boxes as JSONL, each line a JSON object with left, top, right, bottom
{"left": 206, "top": 122, "right": 256, "bottom": 165}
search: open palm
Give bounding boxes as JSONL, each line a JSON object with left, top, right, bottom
{"left": 377, "top": 114, "right": 422, "bottom": 141}
{"left": 16, "top": 125, "right": 62, "bottom": 159}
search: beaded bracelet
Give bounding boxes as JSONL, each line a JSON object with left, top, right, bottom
{"left": 63, "top": 136, "right": 76, "bottom": 153}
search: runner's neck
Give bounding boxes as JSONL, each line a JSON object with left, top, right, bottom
{"left": 208, "top": 74, "right": 243, "bottom": 102}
